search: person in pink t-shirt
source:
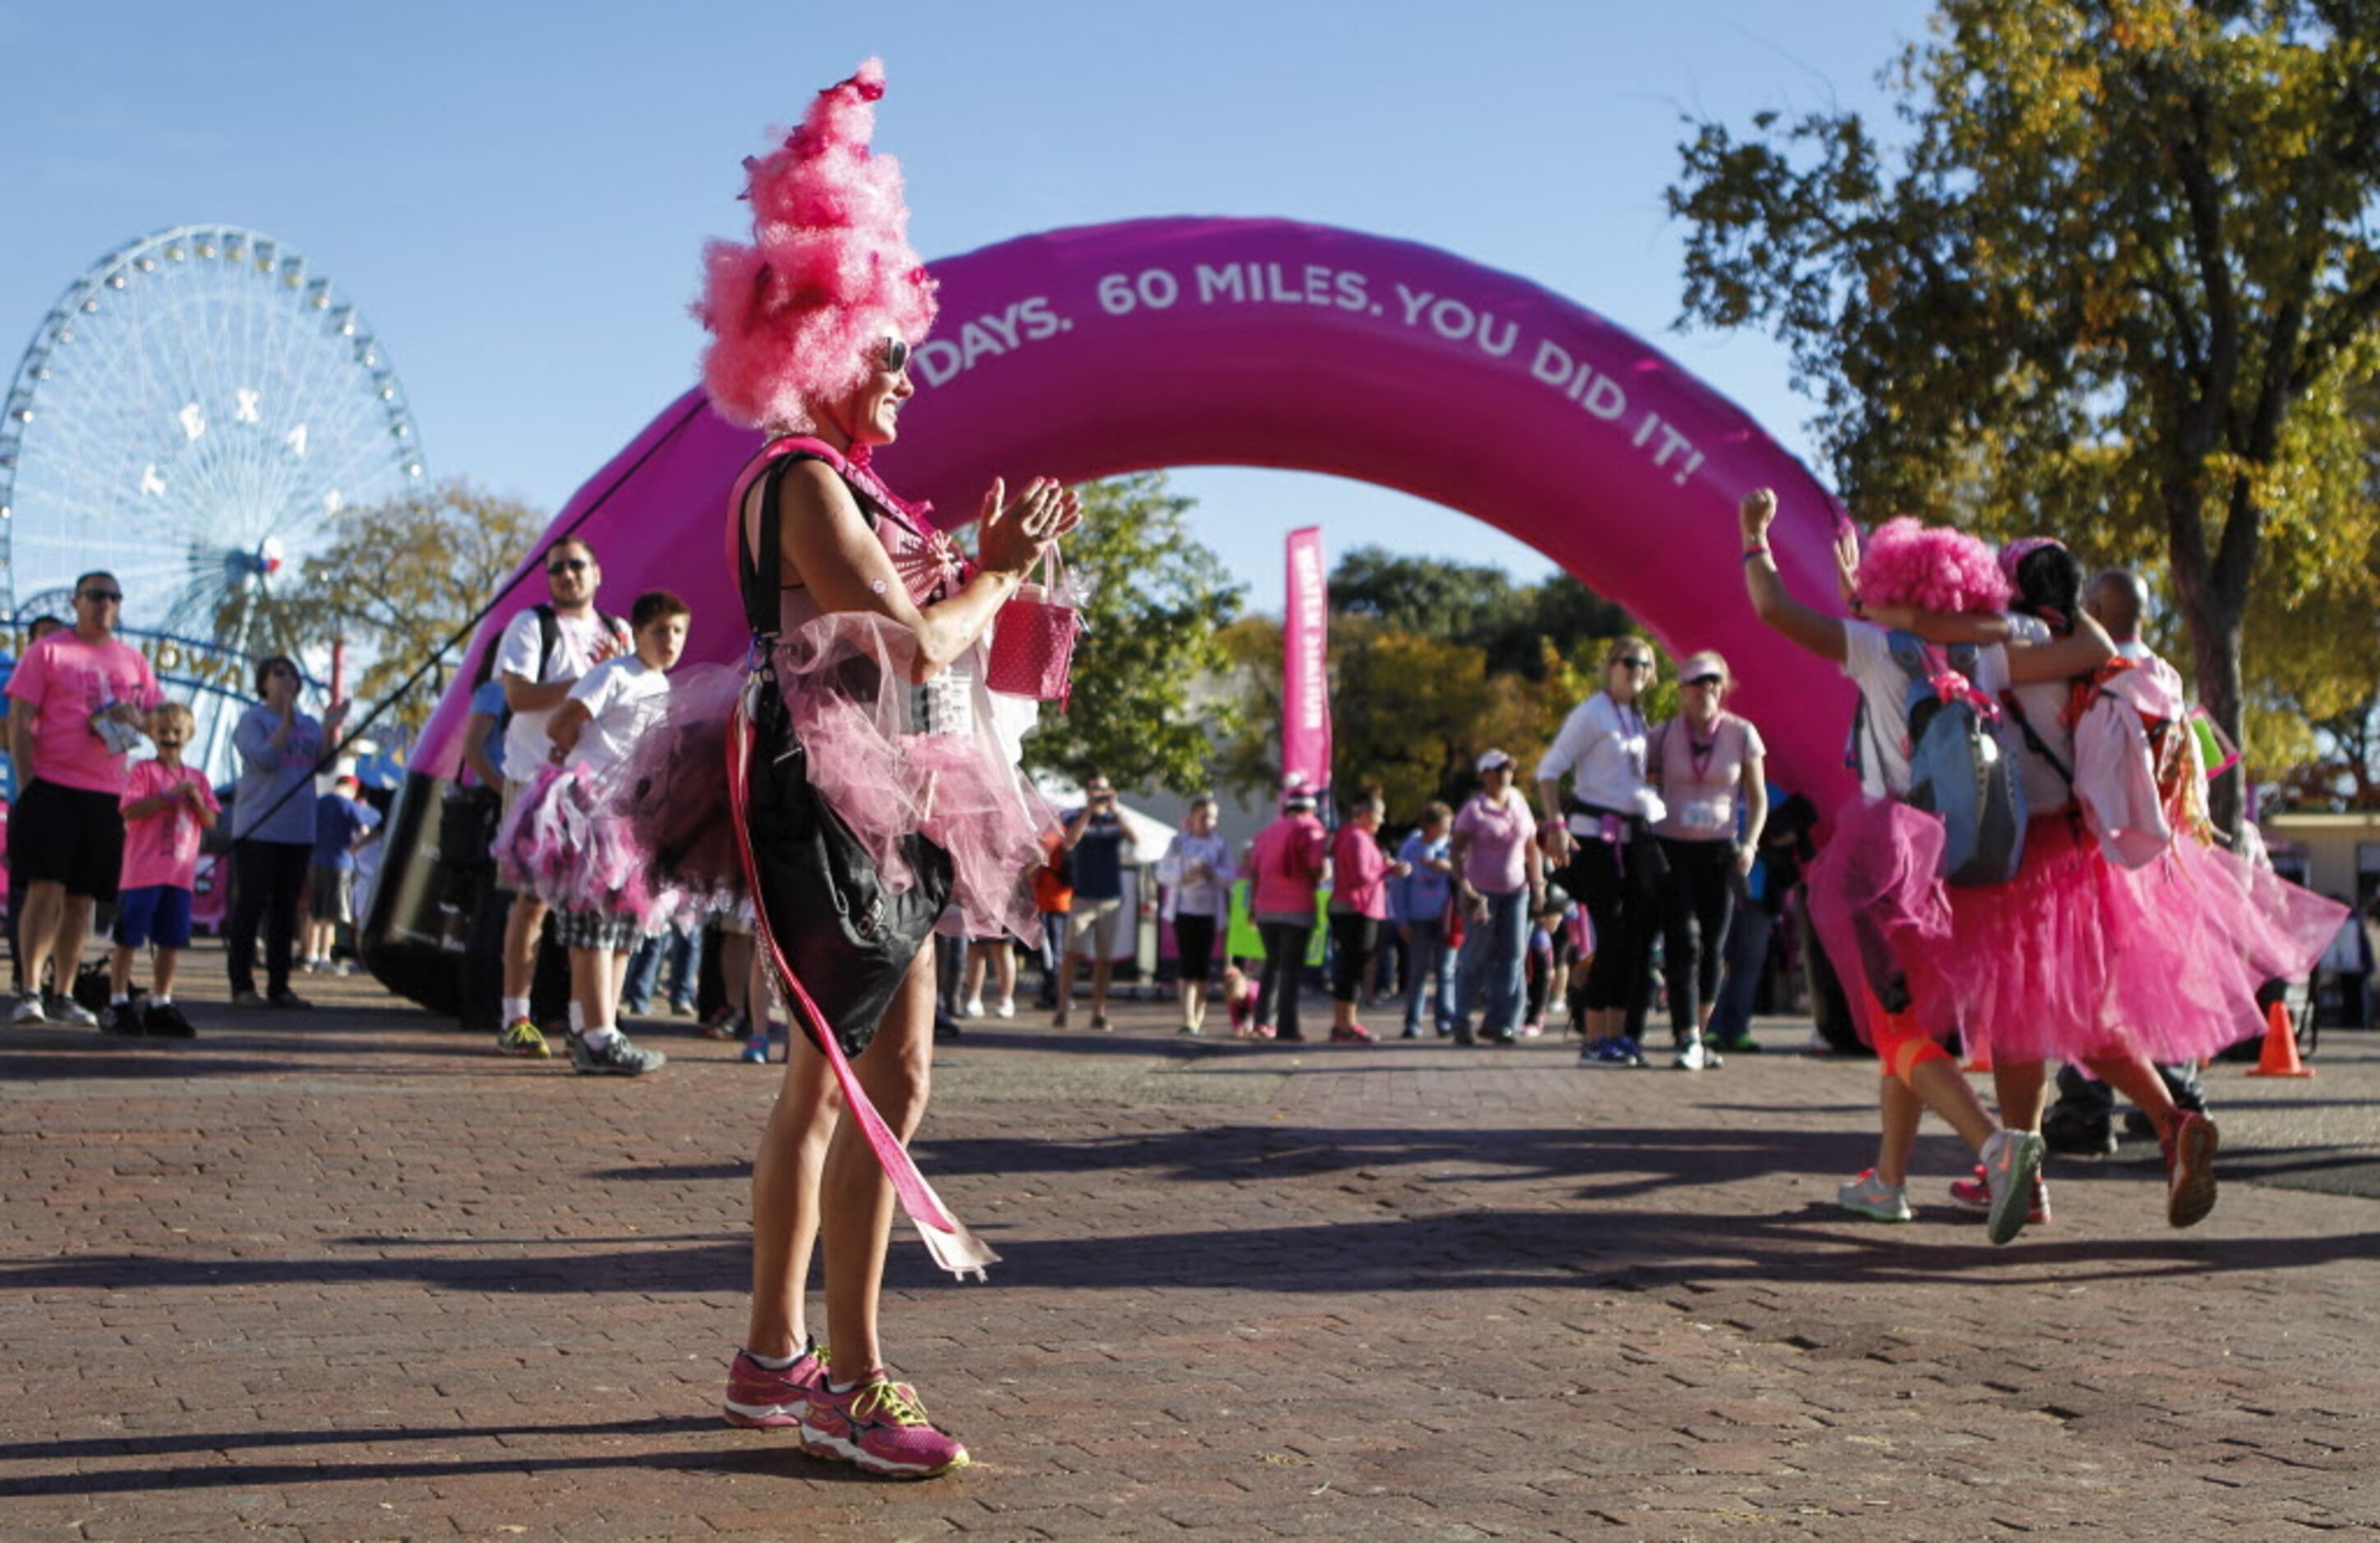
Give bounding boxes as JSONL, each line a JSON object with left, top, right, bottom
{"left": 1449, "top": 751, "right": 1546, "bottom": 1045}
{"left": 105, "top": 702, "right": 219, "bottom": 1038}
{"left": 5, "top": 571, "right": 163, "bottom": 1026}
{"left": 1247, "top": 778, "right": 1331, "bottom": 1042}
{"left": 1325, "top": 789, "right": 1410, "bottom": 1044}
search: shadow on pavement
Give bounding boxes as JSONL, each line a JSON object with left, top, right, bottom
{"left": 0, "top": 1415, "right": 892, "bottom": 1495}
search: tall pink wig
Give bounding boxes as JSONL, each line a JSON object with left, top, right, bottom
{"left": 1856, "top": 517, "right": 2013, "bottom": 615}
{"left": 694, "top": 59, "right": 939, "bottom": 433}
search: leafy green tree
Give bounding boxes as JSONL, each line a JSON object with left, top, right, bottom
{"left": 1669, "top": 0, "right": 2380, "bottom": 831}
{"left": 1023, "top": 472, "right": 1245, "bottom": 791}
{"left": 1328, "top": 546, "right": 1635, "bottom": 678}
{"left": 1329, "top": 546, "right": 1525, "bottom": 640}
{"left": 283, "top": 480, "right": 547, "bottom": 733}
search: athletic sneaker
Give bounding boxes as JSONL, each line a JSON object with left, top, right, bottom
{"left": 266, "top": 989, "right": 313, "bottom": 1011}
{"left": 143, "top": 1002, "right": 196, "bottom": 1039}
{"left": 571, "top": 1031, "right": 666, "bottom": 1075}
{"left": 703, "top": 1013, "right": 749, "bottom": 1043}
{"left": 723, "top": 1345, "right": 828, "bottom": 1429}
{"left": 1949, "top": 1164, "right": 2050, "bottom": 1224}
{"left": 1713, "top": 1031, "right": 1761, "bottom": 1054}
{"left": 9, "top": 994, "right": 46, "bottom": 1025}
{"left": 1672, "top": 1038, "right": 1713, "bottom": 1071}
{"left": 99, "top": 1002, "right": 145, "bottom": 1036}
{"left": 1329, "top": 1022, "right": 1377, "bottom": 1044}
{"left": 496, "top": 1017, "right": 551, "bottom": 1058}
{"left": 1977, "top": 1129, "right": 2046, "bottom": 1245}
{"left": 740, "top": 1031, "right": 771, "bottom": 1064}
{"left": 992, "top": 996, "right": 1015, "bottom": 1019}
{"left": 1836, "top": 1168, "right": 1913, "bottom": 1223}
{"left": 798, "top": 1374, "right": 970, "bottom": 1478}
{"left": 2162, "top": 1111, "right": 2220, "bottom": 1229}
{"left": 43, "top": 993, "right": 98, "bottom": 1028}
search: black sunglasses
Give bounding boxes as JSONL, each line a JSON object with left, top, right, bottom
{"left": 547, "top": 558, "right": 590, "bottom": 576}
{"left": 80, "top": 588, "right": 124, "bottom": 602}
{"left": 1615, "top": 656, "right": 1654, "bottom": 670}
{"left": 882, "top": 335, "right": 910, "bottom": 374}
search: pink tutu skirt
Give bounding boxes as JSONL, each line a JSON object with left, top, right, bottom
{"left": 616, "top": 663, "right": 749, "bottom": 923}
{"left": 1923, "top": 816, "right": 2347, "bottom": 1065}
{"left": 618, "top": 617, "right": 1054, "bottom": 947}
{"left": 1803, "top": 795, "right": 1995, "bottom": 1047}
{"left": 494, "top": 762, "right": 660, "bottom": 926}
{"left": 775, "top": 613, "right": 1053, "bottom": 946}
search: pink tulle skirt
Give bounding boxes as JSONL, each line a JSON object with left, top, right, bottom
{"left": 1923, "top": 816, "right": 2347, "bottom": 1065}
{"left": 494, "top": 762, "right": 660, "bottom": 926}
{"left": 616, "top": 663, "right": 749, "bottom": 924}
{"left": 775, "top": 614, "right": 1052, "bottom": 945}
{"left": 617, "top": 616, "right": 1054, "bottom": 947}
{"left": 1803, "top": 795, "right": 1989, "bottom": 1047}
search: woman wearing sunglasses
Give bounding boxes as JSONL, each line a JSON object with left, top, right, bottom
{"left": 1536, "top": 638, "right": 1667, "bottom": 1066}
{"left": 1644, "top": 651, "right": 1767, "bottom": 1071}
{"left": 691, "top": 62, "right": 1079, "bottom": 1480}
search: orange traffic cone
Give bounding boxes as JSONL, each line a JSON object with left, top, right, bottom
{"left": 2244, "top": 999, "right": 2313, "bottom": 1079}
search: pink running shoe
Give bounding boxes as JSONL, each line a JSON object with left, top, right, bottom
{"left": 798, "top": 1373, "right": 971, "bottom": 1477}
{"left": 1949, "top": 1163, "right": 2051, "bottom": 1225}
{"left": 1329, "top": 1022, "right": 1377, "bottom": 1044}
{"left": 723, "top": 1346, "right": 827, "bottom": 1429}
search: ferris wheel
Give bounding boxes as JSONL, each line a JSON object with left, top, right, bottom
{"left": 0, "top": 225, "right": 424, "bottom": 773}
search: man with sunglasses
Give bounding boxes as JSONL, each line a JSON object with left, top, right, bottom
{"left": 489, "top": 538, "right": 632, "bottom": 1057}
{"left": 5, "top": 572, "right": 163, "bottom": 1025}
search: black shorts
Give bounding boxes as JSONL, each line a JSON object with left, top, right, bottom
{"left": 1173, "top": 914, "right": 1219, "bottom": 983}
{"left": 12, "top": 780, "right": 126, "bottom": 902}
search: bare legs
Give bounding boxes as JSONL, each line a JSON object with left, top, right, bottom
{"left": 962, "top": 941, "right": 1014, "bottom": 1012}
{"left": 501, "top": 892, "right": 548, "bottom": 1004}
{"left": 569, "top": 944, "right": 632, "bottom": 1030}
{"left": 19, "top": 880, "right": 91, "bottom": 1004}
{"left": 746, "top": 942, "right": 935, "bottom": 1375}
{"left": 1990, "top": 1059, "right": 2050, "bottom": 1136}
{"left": 2080, "top": 1052, "right": 2184, "bottom": 1140}
{"left": 745, "top": 1029, "right": 843, "bottom": 1358}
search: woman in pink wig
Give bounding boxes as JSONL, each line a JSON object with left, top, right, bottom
{"left": 1738, "top": 494, "right": 2111, "bottom": 1244}
{"left": 699, "top": 62, "right": 1077, "bottom": 1479}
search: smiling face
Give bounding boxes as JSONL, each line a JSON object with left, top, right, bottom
{"left": 819, "top": 336, "right": 916, "bottom": 449}
{"left": 1604, "top": 645, "right": 1655, "bottom": 702}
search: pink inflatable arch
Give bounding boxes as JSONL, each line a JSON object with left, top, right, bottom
{"left": 376, "top": 219, "right": 1858, "bottom": 1008}
{"left": 413, "top": 216, "right": 1852, "bottom": 794}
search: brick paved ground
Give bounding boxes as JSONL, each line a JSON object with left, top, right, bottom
{"left": 3, "top": 947, "right": 2376, "bottom": 1541}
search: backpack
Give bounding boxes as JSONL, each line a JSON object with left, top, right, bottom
{"left": 2069, "top": 653, "right": 2209, "bottom": 868}
{"left": 1861, "top": 633, "right": 2027, "bottom": 887}
{"left": 468, "top": 603, "right": 632, "bottom": 729}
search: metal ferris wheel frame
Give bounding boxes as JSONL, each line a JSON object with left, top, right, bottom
{"left": 0, "top": 222, "right": 426, "bottom": 625}
{"left": 0, "top": 224, "right": 426, "bottom": 779}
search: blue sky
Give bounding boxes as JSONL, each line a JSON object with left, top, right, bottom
{"left": 0, "top": 1, "right": 1928, "bottom": 607}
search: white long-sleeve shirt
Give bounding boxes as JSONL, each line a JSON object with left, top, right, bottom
{"left": 1537, "top": 691, "right": 1664, "bottom": 835}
